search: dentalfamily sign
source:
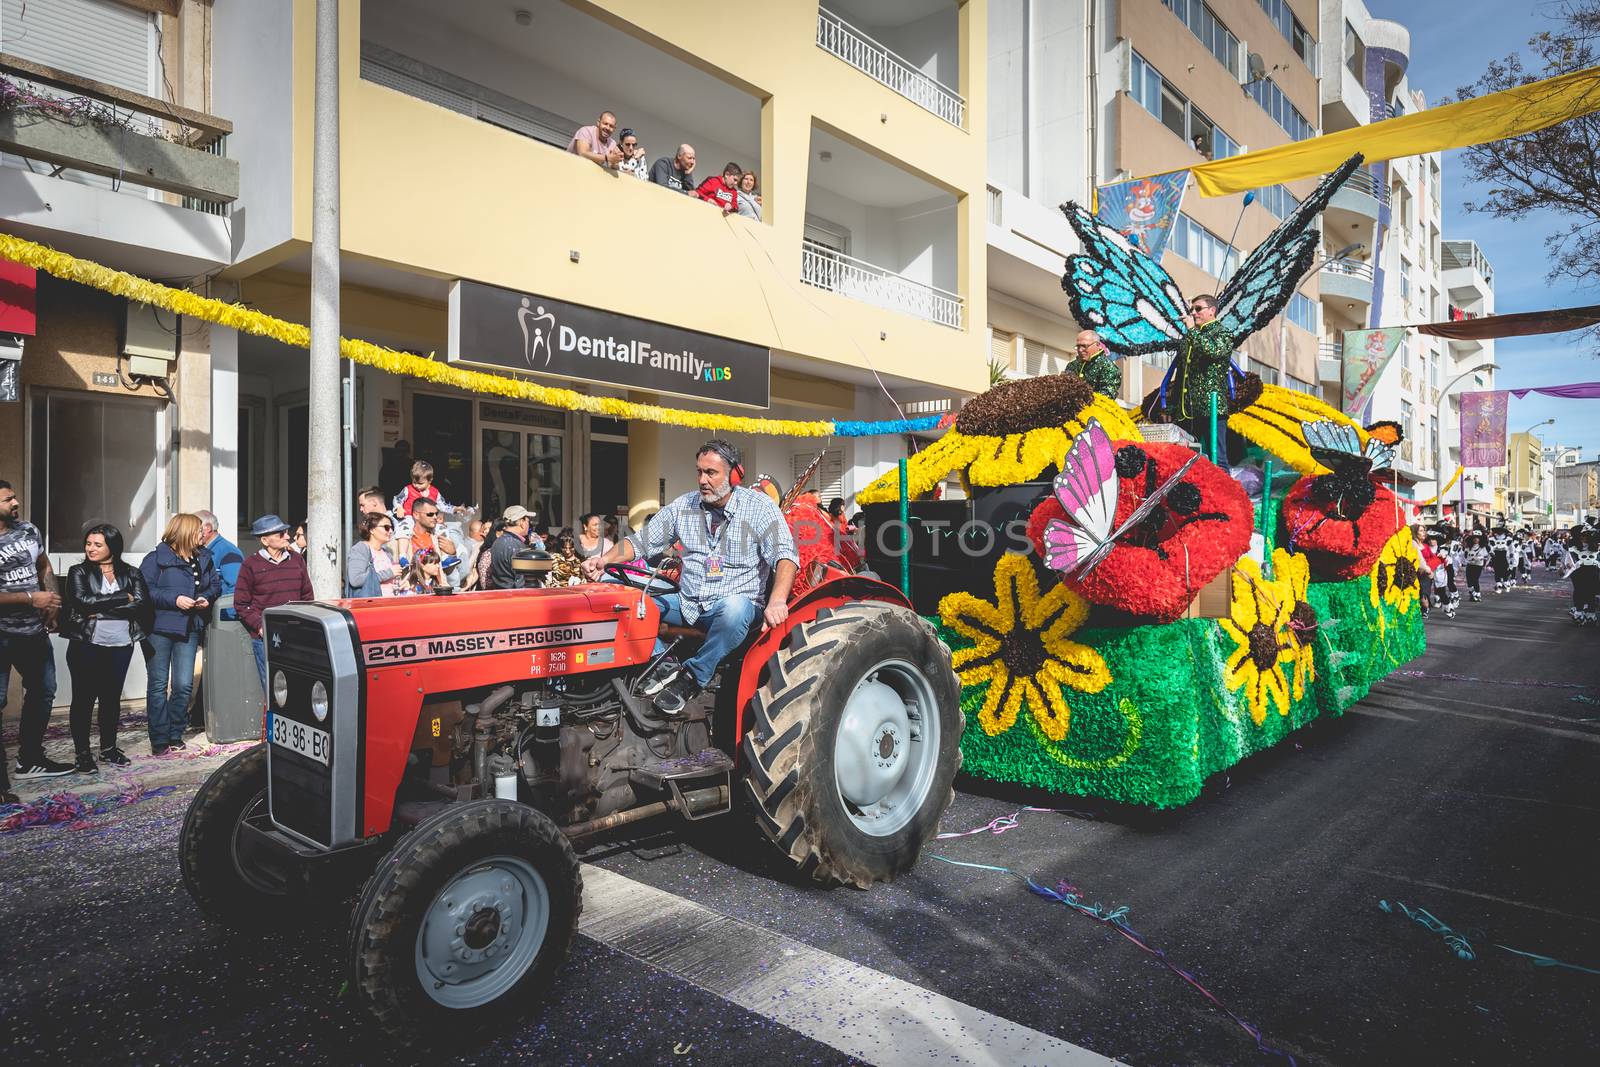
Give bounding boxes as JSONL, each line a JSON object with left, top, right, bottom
{"left": 449, "top": 280, "right": 770, "bottom": 408}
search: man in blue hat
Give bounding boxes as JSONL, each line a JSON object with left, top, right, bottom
{"left": 233, "top": 514, "right": 315, "bottom": 692}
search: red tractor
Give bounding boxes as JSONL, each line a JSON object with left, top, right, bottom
{"left": 178, "top": 536, "right": 960, "bottom": 1042}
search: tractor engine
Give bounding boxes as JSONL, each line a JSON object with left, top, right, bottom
{"left": 417, "top": 671, "right": 713, "bottom": 827}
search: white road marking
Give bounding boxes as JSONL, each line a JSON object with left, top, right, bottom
{"left": 578, "top": 864, "right": 1119, "bottom": 1067}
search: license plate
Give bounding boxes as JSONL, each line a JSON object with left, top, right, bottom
{"left": 269, "top": 713, "right": 330, "bottom": 765}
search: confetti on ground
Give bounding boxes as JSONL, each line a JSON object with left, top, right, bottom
{"left": 0, "top": 780, "right": 178, "bottom": 834}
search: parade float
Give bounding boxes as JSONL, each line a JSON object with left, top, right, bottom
{"left": 856, "top": 154, "right": 1425, "bottom": 809}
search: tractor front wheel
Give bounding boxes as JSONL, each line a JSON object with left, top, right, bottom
{"left": 742, "top": 603, "right": 961, "bottom": 887}
{"left": 348, "top": 800, "right": 582, "bottom": 1044}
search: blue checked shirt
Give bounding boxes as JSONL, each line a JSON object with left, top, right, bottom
{"left": 627, "top": 487, "right": 798, "bottom": 624}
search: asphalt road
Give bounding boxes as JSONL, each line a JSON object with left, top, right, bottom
{"left": 2, "top": 567, "right": 1597, "bottom": 1066}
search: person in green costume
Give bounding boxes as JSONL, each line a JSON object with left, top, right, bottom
{"left": 1067, "top": 330, "right": 1123, "bottom": 398}
{"left": 1170, "top": 293, "right": 1240, "bottom": 458}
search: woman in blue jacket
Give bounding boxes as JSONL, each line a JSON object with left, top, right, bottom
{"left": 139, "top": 513, "right": 220, "bottom": 754}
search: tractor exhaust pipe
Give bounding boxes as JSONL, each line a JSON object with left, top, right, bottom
{"left": 560, "top": 785, "right": 729, "bottom": 840}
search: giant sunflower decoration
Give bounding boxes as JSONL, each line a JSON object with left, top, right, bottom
{"left": 1370, "top": 526, "right": 1422, "bottom": 617}
{"left": 856, "top": 374, "right": 1141, "bottom": 504}
{"left": 1227, "top": 384, "right": 1371, "bottom": 476}
{"left": 938, "top": 553, "right": 1111, "bottom": 742}
{"left": 1274, "top": 548, "right": 1317, "bottom": 700}
{"left": 1218, "top": 558, "right": 1295, "bottom": 726}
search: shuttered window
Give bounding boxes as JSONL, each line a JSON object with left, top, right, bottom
{"left": 989, "top": 328, "right": 1016, "bottom": 373}
{"left": 793, "top": 449, "right": 844, "bottom": 502}
{"left": 1021, "top": 338, "right": 1062, "bottom": 378}
{"left": 1, "top": 0, "right": 154, "bottom": 192}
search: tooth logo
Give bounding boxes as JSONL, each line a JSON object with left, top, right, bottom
{"left": 517, "top": 297, "right": 556, "bottom": 367}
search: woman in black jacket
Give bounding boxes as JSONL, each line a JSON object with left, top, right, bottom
{"left": 61, "top": 524, "right": 150, "bottom": 771}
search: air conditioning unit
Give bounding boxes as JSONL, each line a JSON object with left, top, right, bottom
{"left": 124, "top": 302, "right": 177, "bottom": 379}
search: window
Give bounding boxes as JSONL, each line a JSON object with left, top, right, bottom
{"left": 1286, "top": 292, "right": 1317, "bottom": 333}
{"left": 1399, "top": 256, "right": 1412, "bottom": 303}
{"left": 28, "top": 390, "right": 167, "bottom": 553}
{"left": 1171, "top": 213, "right": 1238, "bottom": 278}
{"left": 1130, "top": 52, "right": 1240, "bottom": 158}
{"left": 1258, "top": 0, "right": 1317, "bottom": 71}
{"left": 1429, "top": 414, "right": 1438, "bottom": 451}
{"left": 1161, "top": 0, "right": 1241, "bottom": 77}
{"left": 1257, "top": 183, "right": 1301, "bottom": 220}
{"left": 793, "top": 449, "right": 844, "bottom": 502}
{"left": 1399, "top": 338, "right": 1411, "bottom": 370}
{"left": 1401, "top": 399, "right": 1414, "bottom": 441}
{"left": 1245, "top": 76, "right": 1315, "bottom": 140}
{"left": 1344, "top": 21, "right": 1364, "bottom": 79}
{"left": 1430, "top": 350, "right": 1440, "bottom": 388}
{"left": 1249, "top": 358, "right": 1281, "bottom": 385}
{"left": 1285, "top": 373, "right": 1316, "bottom": 394}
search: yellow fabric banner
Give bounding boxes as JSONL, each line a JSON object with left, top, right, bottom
{"left": 1189, "top": 65, "right": 1600, "bottom": 197}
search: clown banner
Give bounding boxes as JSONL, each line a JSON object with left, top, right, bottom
{"left": 1339, "top": 327, "right": 1406, "bottom": 416}
{"left": 1459, "top": 390, "right": 1510, "bottom": 467}
{"left": 1096, "top": 172, "right": 1188, "bottom": 260}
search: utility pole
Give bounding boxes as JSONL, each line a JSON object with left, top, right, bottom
{"left": 307, "top": 0, "right": 343, "bottom": 597}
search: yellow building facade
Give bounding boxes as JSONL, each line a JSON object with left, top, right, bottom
{"left": 219, "top": 0, "right": 989, "bottom": 530}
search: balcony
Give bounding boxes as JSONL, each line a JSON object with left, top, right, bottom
{"left": 1443, "top": 239, "right": 1494, "bottom": 305}
{"left": 816, "top": 5, "right": 963, "bottom": 128}
{"left": 1326, "top": 168, "right": 1382, "bottom": 246}
{"left": 802, "top": 241, "right": 962, "bottom": 329}
{"left": 0, "top": 53, "right": 236, "bottom": 274}
{"left": 1319, "top": 257, "right": 1376, "bottom": 309}
{"left": 1317, "top": 342, "right": 1343, "bottom": 384}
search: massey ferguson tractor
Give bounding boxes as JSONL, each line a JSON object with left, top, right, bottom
{"left": 177, "top": 492, "right": 960, "bottom": 1043}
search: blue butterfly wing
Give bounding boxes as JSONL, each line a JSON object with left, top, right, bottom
{"left": 1218, "top": 153, "right": 1365, "bottom": 341}
{"left": 1061, "top": 202, "right": 1186, "bottom": 358}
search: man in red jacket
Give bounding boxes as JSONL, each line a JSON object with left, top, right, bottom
{"left": 696, "top": 162, "right": 743, "bottom": 214}
{"left": 234, "top": 514, "right": 314, "bottom": 692}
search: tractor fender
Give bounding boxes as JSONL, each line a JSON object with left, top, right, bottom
{"left": 732, "top": 569, "right": 911, "bottom": 746}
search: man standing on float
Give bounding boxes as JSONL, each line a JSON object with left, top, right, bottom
{"left": 1169, "top": 294, "right": 1238, "bottom": 461}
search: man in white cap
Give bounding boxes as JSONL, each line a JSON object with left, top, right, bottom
{"left": 489, "top": 505, "right": 536, "bottom": 590}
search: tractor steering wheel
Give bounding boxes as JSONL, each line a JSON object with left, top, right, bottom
{"left": 604, "top": 561, "right": 681, "bottom": 597}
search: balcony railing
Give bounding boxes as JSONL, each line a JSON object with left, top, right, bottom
{"left": 1320, "top": 257, "right": 1376, "bottom": 282}
{"left": 816, "top": 8, "right": 964, "bottom": 128}
{"left": 1338, "top": 167, "right": 1389, "bottom": 205}
{"left": 801, "top": 239, "right": 964, "bottom": 329}
{"left": 1318, "top": 342, "right": 1344, "bottom": 360}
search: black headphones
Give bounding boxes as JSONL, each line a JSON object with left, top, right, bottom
{"left": 700, "top": 439, "right": 744, "bottom": 487}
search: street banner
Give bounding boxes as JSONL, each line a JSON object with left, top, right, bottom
{"left": 1459, "top": 389, "right": 1510, "bottom": 467}
{"left": 1339, "top": 327, "right": 1406, "bottom": 415}
{"left": 1096, "top": 172, "right": 1188, "bottom": 261}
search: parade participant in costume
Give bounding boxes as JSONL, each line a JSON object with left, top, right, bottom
{"left": 1417, "top": 536, "right": 1440, "bottom": 619}
{"left": 1061, "top": 155, "right": 1364, "bottom": 466}
{"left": 1464, "top": 533, "right": 1488, "bottom": 602}
{"left": 1423, "top": 537, "right": 1454, "bottom": 619}
{"left": 1564, "top": 531, "right": 1600, "bottom": 625}
{"left": 1447, "top": 537, "right": 1463, "bottom": 601}
{"left": 1516, "top": 533, "right": 1534, "bottom": 585}
{"left": 1489, "top": 528, "right": 1513, "bottom": 593}
{"left": 1066, "top": 330, "right": 1123, "bottom": 399}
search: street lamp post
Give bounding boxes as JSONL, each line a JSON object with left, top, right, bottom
{"left": 1513, "top": 418, "right": 1555, "bottom": 529}
{"left": 1434, "top": 361, "right": 1499, "bottom": 524}
{"left": 306, "top": 0, "right": 343, "bottom": 597}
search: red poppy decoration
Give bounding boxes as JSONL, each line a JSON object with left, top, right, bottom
{"left": 1026, "top": 441, "right": 1253, "bottom": 621}
{"left": 1280, "top": 475, "right": 1403, "bottom": 579}
{"left": 785, "top": 495, "right": 865, "bottom": 597}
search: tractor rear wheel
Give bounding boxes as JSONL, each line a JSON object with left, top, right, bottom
{"left": 742, "top": 603, "right": 961, "bottom": 888}
{"left": 348, "top": 800, "right": 581, "bottom": 1044}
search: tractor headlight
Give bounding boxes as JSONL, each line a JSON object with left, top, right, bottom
{"left": 272, "top": 670, "right": 289, "bottom": 708}
{"left": 310, "top": 680, "right": 330, "bottom": 722}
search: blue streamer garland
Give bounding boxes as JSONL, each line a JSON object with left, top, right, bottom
{"left": 832, "top": 415, "right": 946, "bottom": 437}
{"left": 1378, "top": 899, "right": 1600, "bottom": 975}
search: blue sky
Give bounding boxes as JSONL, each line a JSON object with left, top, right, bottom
{"left": 1367, "top": 0, "right": 1599, "bottom": 458}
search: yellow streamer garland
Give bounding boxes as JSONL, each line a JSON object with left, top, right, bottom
{"left": 1414, "top": 466, "right": 1465, "bottom": 506}
{"left": 0, "top": 233, "right": 836, "bottom": 438}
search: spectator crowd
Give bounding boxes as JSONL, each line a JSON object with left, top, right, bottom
{"left": 568, "top": 109, "right": 762, "bottom": 219}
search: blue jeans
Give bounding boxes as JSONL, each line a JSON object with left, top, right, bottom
{"left": 652, "top": 594, "right": 759, "bottom": 687}
{"left": 0, "top": 631, "right": 58, "bottom": 773}
{"left": 252, "top": 637, "right": 268, "bottom": 694}
{"left": 146, "top": 631, "right": 201, "bottom": 746}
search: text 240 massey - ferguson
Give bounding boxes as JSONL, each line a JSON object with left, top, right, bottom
{"left": 178, "top": 518, "right": 961, "bottom": 1041}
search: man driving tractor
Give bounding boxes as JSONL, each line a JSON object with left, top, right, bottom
{"left": 581, "top": 439, "right": 798, "bottom": 714}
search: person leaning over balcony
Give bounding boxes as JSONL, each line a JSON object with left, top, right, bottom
{"left": 568, "top": 110, "right": 623, "bottom": 171}
{"left": 735, "top": 170, "right": 762, "bottom": 220}
{"left": 617, "top": 128, "right": 649, "bottom": 180}
{"left": 649, "top": 143, "right": 697, "bottom": 194}
{"left": 696, "top": 162, "right": 742, "bottom": 215}
{"left": 1066, "top": 330, "right": 1122, "bottom": 398}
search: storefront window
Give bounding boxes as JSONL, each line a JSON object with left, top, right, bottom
{"left": 526, "top": 433, "right": 563, "bottom": 531}
{"left": 481, "top": 428, "right": 522, "bottom": 523}
{"left": 29, "top": 391, "right": 165, "bottom": 553}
